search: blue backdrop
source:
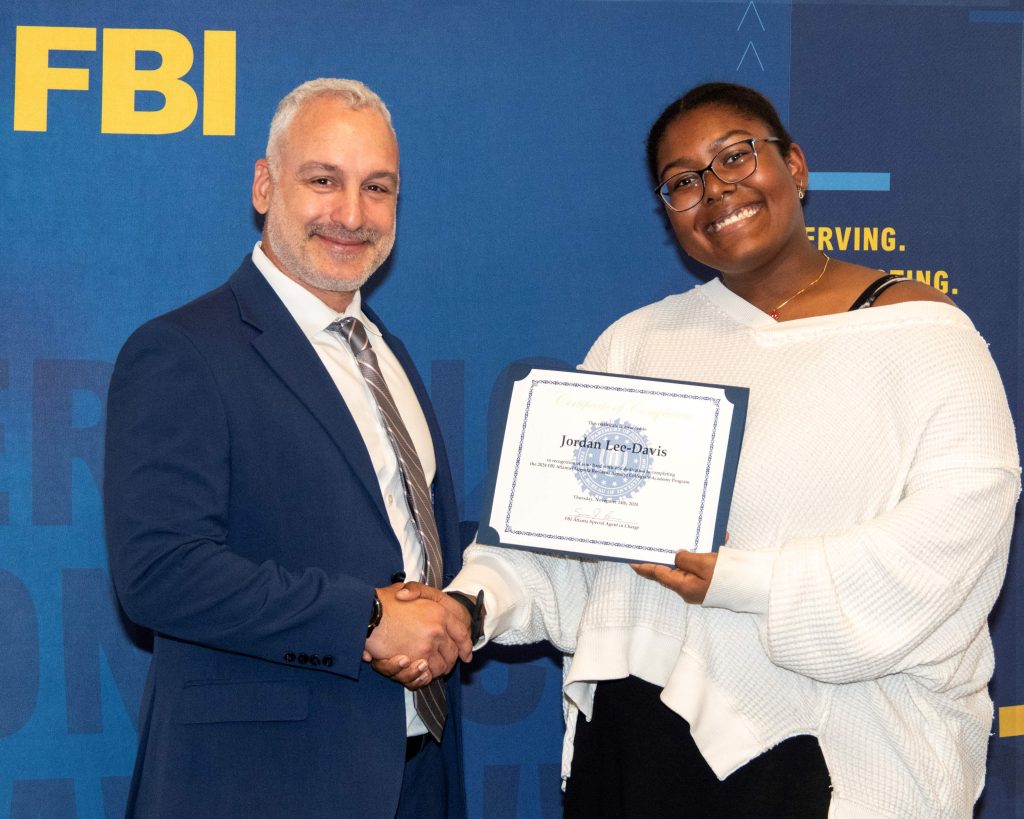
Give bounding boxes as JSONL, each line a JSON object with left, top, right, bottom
{"left": 1, "top": 1, "right": 1022, "bottom": 816}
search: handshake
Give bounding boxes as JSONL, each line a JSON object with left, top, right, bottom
{"left": 363, "top": 582, "right": 479, "bottom": 689}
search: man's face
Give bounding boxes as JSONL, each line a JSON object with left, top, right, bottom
{"left": 252, "top": 96, "right": 399, "bottom": 310}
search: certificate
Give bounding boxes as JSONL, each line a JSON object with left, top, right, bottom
{"left": 477, "top": 366, "right": 748, "bottom": 565}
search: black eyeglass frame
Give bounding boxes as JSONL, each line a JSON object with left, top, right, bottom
{"left": 656, "top": 137, "right": 782, "bottom": 213}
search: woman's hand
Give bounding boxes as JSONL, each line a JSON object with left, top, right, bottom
{"left": 632, "top": 550, "right": 718, "bottom": 604}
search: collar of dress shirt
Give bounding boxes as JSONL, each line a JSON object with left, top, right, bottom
{"left": 251, "top": 241, "right": 384, "bottom": 340}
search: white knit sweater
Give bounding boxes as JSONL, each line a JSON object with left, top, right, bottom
{"left": 451, "top": 278, "right": 1019, "bottom": 818}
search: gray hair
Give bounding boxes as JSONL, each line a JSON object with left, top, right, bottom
{"left": 265, "top": 78, "right": 394, "bottom": 171}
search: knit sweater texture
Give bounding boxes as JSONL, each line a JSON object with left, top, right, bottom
{"left": 452, "top": 278, "right": 1020, "bottom": 818}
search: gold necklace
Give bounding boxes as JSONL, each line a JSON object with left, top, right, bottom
{"left": 769, "top": 254, "right": 831, "bottom": 320}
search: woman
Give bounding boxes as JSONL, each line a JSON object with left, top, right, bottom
{"left": 406, "top": 83, "right": 1019, "bottom": 817}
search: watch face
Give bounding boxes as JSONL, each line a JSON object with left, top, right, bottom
{"left": 367, "top": 594, "right": 384, "bottom": 637}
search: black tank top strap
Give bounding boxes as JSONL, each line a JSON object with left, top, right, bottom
{"left": 848, "top": 274, "right": 910, "bottom": 311}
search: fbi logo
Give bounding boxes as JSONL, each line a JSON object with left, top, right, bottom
{"left": 572, "top": 420, "right": 652, "bottom": 501}
{"left": 13, "top": 25, "right": 236, "bottom": 135}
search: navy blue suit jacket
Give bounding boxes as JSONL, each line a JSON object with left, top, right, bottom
{"left": 104, "top": 258, "right": 466, "bottom": 818}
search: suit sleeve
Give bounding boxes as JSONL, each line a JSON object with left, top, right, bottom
{"left": 104, "top": 319, "right": 373, "bottom": 680}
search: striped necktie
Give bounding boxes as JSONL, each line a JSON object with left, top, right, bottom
{"left": 328, "top": 316, "right": 447, "bottom": 741}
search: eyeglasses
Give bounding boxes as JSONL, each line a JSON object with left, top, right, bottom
{"left": 656, "top": 137, "right": 781, "bottom": 212}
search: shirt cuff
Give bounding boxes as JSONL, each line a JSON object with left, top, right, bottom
{"left": 701, "top": 547, "right": 776, "bottom": 615}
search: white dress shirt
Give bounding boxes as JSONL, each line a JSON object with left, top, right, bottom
{"left": 253, "top": 242, "right": 433, "bottom": 736}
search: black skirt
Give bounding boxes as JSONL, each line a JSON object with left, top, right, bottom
{"left": 563, "top": 676, "right": 831, "bottom": 818}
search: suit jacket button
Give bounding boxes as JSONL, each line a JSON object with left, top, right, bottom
{"left": 322, "top": 656, "right": 334, "bottom": 668}
{"left": 309, "top": 655, "right": 321, "bottom": 667}
{"left": 298, "top": 654, "right": 309, "bottom": 664}
{"left": 284, "top": 652, "right": 296, "bottom": 663}
{"left": 391, "top": 572, "right": 406, "bottom": 584}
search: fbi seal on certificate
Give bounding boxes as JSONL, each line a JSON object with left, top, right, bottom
{"left": 477, "top": 366, "right": 748, "bottom": 565}
{"left": 571, "top": 420, "right": 652, "bottom": 501}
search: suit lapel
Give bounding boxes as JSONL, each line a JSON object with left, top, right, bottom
{"left": 228, "top": 259, "right": 394, "bottom": 533}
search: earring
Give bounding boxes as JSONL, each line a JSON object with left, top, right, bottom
{"left": 797, "top": 187, "right": 805, "bottom": 200}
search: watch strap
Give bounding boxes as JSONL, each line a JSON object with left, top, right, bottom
{"left": 447, "top": 589, "right": 486, "bottom": 643}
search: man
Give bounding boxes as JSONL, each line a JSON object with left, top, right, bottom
{"left": 104, "top": 78, "right": 471, "bottom": 818}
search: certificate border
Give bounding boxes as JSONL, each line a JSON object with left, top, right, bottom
{"left": 503, "top": 378, "right": 720, "bottom": 557}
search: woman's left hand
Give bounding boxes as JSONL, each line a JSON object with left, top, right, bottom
{"left": 632, "top": 550, "right": 718, "bottom": 604}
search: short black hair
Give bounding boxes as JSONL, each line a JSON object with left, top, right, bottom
{"left": 645, "top": 82, "right": 794, "bottom": 187}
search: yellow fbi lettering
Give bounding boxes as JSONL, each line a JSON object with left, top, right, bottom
{"left": 13, "top": 26, "right": 236, "bottom": 135}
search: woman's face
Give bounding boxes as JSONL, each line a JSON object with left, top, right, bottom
{"left": 655, "top": 105, "right": 808, "bottom": 277}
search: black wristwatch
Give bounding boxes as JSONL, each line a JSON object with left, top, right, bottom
{"left": 446, "top": 589, "right": 486, "bottom": 643}
{"left": 366, "top": 592, "right": 383, "bottom": 638}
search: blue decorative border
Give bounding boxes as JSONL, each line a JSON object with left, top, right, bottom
{"left": 503, "top": 378, "right": 721, "bottom": 556}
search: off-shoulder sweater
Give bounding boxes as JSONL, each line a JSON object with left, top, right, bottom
{"left": 451, "top": 278, "right": 1020, "bottom": 818}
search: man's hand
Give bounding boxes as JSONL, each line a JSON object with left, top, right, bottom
{"left": 370, "top": 654, "right": 434, "bottom": 689}
{"left": 368, "top": 583, "right": 474, "bottom": 689}
{"left": 631, "top": 550, "right": 718, "bottom": 604}
{"left": 363, "top": 583, "right": 473, "bottom": 681}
